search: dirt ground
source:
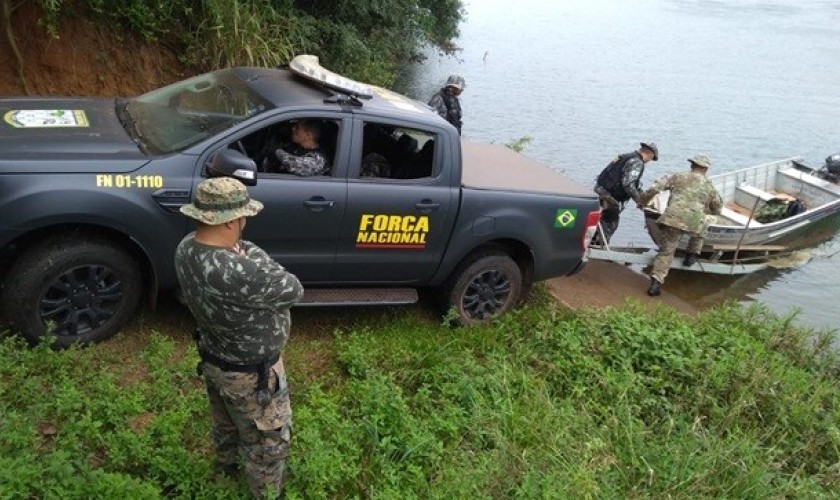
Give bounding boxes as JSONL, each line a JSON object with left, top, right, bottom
{"left": 546, "top": 260, "right": 697, "bottom": 315}
{"left": 1, "top": 3, "right": 185, "bottom": 97}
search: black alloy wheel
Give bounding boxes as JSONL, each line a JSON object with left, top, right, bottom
{"left": 39, "top": 264, "right": 127, "bottom": 338}
{"left": 461, "top": 268, "right": 513, "bottom": 320}
{"left": 442, "top": 251, "right": 523, "bottom": 326}
{"left": 1, "top": 238, "right": 142, "bottom": 347}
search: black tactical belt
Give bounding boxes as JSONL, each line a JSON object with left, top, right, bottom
{"left": 198, "top": 347, "right": 279, "bottom": 374}
{"left": 197, "top": 343, "right": 279, "bottom": 407}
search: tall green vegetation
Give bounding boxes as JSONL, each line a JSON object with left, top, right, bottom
{"left": 31, "top": 0, "right": 464, "bottom": 85}
{"left": 1, "top": 294, "right": 838, "bottom": 497}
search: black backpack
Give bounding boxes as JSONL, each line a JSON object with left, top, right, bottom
{"left": 785, "top": 199, "right": 807, "bottom": 217}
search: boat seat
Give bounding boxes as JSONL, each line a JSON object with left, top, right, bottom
{"left": 718, "top": 207, "right": 763, "bottom": 227}
{"left": 737, "top": 184, "right": 776, "bottom": 202}
{"left": 779, "top": 168, "right": 839, "bottom": 193}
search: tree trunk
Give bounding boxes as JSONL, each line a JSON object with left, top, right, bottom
{"left": 2, "top": 0, "right": 32, "bottom": 95}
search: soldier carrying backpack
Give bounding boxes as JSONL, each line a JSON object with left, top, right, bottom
{"left": 592, "top": 141, "right": 659, "bottom": 244}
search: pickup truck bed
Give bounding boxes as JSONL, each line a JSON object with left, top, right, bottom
{"left": 461, "top": 141, "right": 592, "bottom": 197}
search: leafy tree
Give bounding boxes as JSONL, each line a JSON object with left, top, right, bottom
{"left": 290, "top": 0, "right": 464, "bottom": 84}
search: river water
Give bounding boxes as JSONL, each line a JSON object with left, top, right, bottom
{"left": 395, "top": 0, "right": 840, "bottom": 332}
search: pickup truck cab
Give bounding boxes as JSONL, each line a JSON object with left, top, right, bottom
{"left": 0, "top": 55, "right": 600, "bottom": 347}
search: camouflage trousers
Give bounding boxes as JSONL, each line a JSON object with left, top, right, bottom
{"left": 203, "top": 357, "right": 292, "bottom": 499}
{"left": 596, "top": 195, "right": 623, "bottom": 244}
{"left": 651, "top": 225, "right": 704, "bottom": 284}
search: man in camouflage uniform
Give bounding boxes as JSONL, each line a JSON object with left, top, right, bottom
{"left": 174, "top": 177, "right": 304, "bottom": 498}
{"left": 638, "top": 154, "right": 723, "bottom": 296}
{"left": 268, "top": 119, "right": 328, "bottom": 176}
{"left": 428, "top": 75, "right": 465, "bottom": 134}
{"left": 592, "top": 141, "right": 659, "bottom": 244}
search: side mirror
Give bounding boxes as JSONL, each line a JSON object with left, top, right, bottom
{"left": 207, "top": 149, "right": 258, "bottom": 186}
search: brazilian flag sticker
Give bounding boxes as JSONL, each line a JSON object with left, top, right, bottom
{"left": 554, "top": 208, "right": 577, "bottom": 229}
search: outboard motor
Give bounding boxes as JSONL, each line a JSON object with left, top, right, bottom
{"left": 824, "top": 153, "right": 840, "bottom": 174}
{"left": 820, "top": 153, "right": 840, "bottom": 183}
{"left": 207, "top": 148, "right": 258, "bottom": 186}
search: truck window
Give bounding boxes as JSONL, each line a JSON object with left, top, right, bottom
{"left": 124, "top": 69, "right": 271, "bottom": 154}
{"left": 359, "top": 123, "right": 436, "bottom": 180}
{"left": 233, "top": 118, "right": 340, "bottom": 177}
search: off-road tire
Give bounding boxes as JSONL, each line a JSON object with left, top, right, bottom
{"left": 1, "top": 238, "right": 143, "bottom": 348}
{"left": 441, "top": 251, "right": 523, "bottom": 326}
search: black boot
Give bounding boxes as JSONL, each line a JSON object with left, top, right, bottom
{"left": 647, "top": 278, "right": 661, "bottom": 297}
{"left": 683, "top": 253, "right": 698, "bottom": 267}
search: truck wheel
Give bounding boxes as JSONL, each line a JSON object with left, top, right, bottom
{"left": 1, "top": 238, "right": 142, "bottom": 348}
{"left": 442, "top": 252, "right": 523, "bottom": 326}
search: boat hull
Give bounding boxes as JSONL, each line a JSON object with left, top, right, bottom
{"left": 703, "top": 201, "right": 840, "bottom": 246}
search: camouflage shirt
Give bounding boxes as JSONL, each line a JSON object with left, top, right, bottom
{"left": 274, "top": 144, "right": 327, "bottom": 176}
{"left": 639, "top": 172, "right": 723, "bottom": 234}
{"left": 174, "top": 234, "right": 304, "bottom": 364}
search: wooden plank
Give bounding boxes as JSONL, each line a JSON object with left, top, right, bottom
{"left": 769, "top": 191, "right": 797, "bottom": 201}
{"left": 725, "top": 202, "right": 753, "bottom": 217}
{"left": 719, "top": 207, "right": 755, "bottom": 226}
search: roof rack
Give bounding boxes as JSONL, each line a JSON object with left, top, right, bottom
{"left": 289, "top": 54, "right": 373, "bottom": 101}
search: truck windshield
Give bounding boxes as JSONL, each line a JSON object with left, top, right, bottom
{"left": 119, "top": 69, "right": 273, "bottom": 155}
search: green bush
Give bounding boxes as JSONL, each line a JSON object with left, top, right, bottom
{"left": 34, "top": 0, "right": 465, "bottom": 85}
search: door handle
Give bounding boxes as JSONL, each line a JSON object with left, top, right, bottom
{"left": 303, "top": 196, "right": 336, "bottom": 212}
{"left": 415, "top": 199, "right": 440, "bottom": 212}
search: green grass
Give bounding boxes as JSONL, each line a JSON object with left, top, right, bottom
{"left": 1, "top": 291, "right": 839, "bottom": 498}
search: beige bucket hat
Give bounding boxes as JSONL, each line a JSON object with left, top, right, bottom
{"left": 687, "top": 154, "right": 712, "bottom": 169}
{"left": 180, "top": 177, "right": 263, "bottom": 225}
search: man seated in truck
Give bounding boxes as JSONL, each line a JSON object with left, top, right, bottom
{"left": 264, "top": 119, "right": 328, "bottom": 176}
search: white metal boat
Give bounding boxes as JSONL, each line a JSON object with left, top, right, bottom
{"left": 648, "top": 157, "right": 840, "bottom": 248}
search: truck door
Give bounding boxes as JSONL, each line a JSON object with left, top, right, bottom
{"left": 333, "top": 120, "right": 457, "bottom": 284}
{"left": 200, "top": 113, "right": 349, "bottom": 283}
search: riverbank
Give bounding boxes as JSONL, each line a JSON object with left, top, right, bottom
{"left": 546, "top": 260, "right": 698, "bottom": 315}
{"left": 3, "top": 292, "right": 837, "bottom": 498}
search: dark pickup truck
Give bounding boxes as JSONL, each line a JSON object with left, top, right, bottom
{"left": 0, "top": 55, "right": 600, "bottom": 347}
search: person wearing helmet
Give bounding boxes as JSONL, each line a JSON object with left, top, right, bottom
{"left": 592, "top": 141, "right": 659, "bottom": 244}
{"left": 428, "top": 74, "right": 465, "bottom": 134}
{"left": 637, "top": 154, "right": 723, "bottom": 296}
